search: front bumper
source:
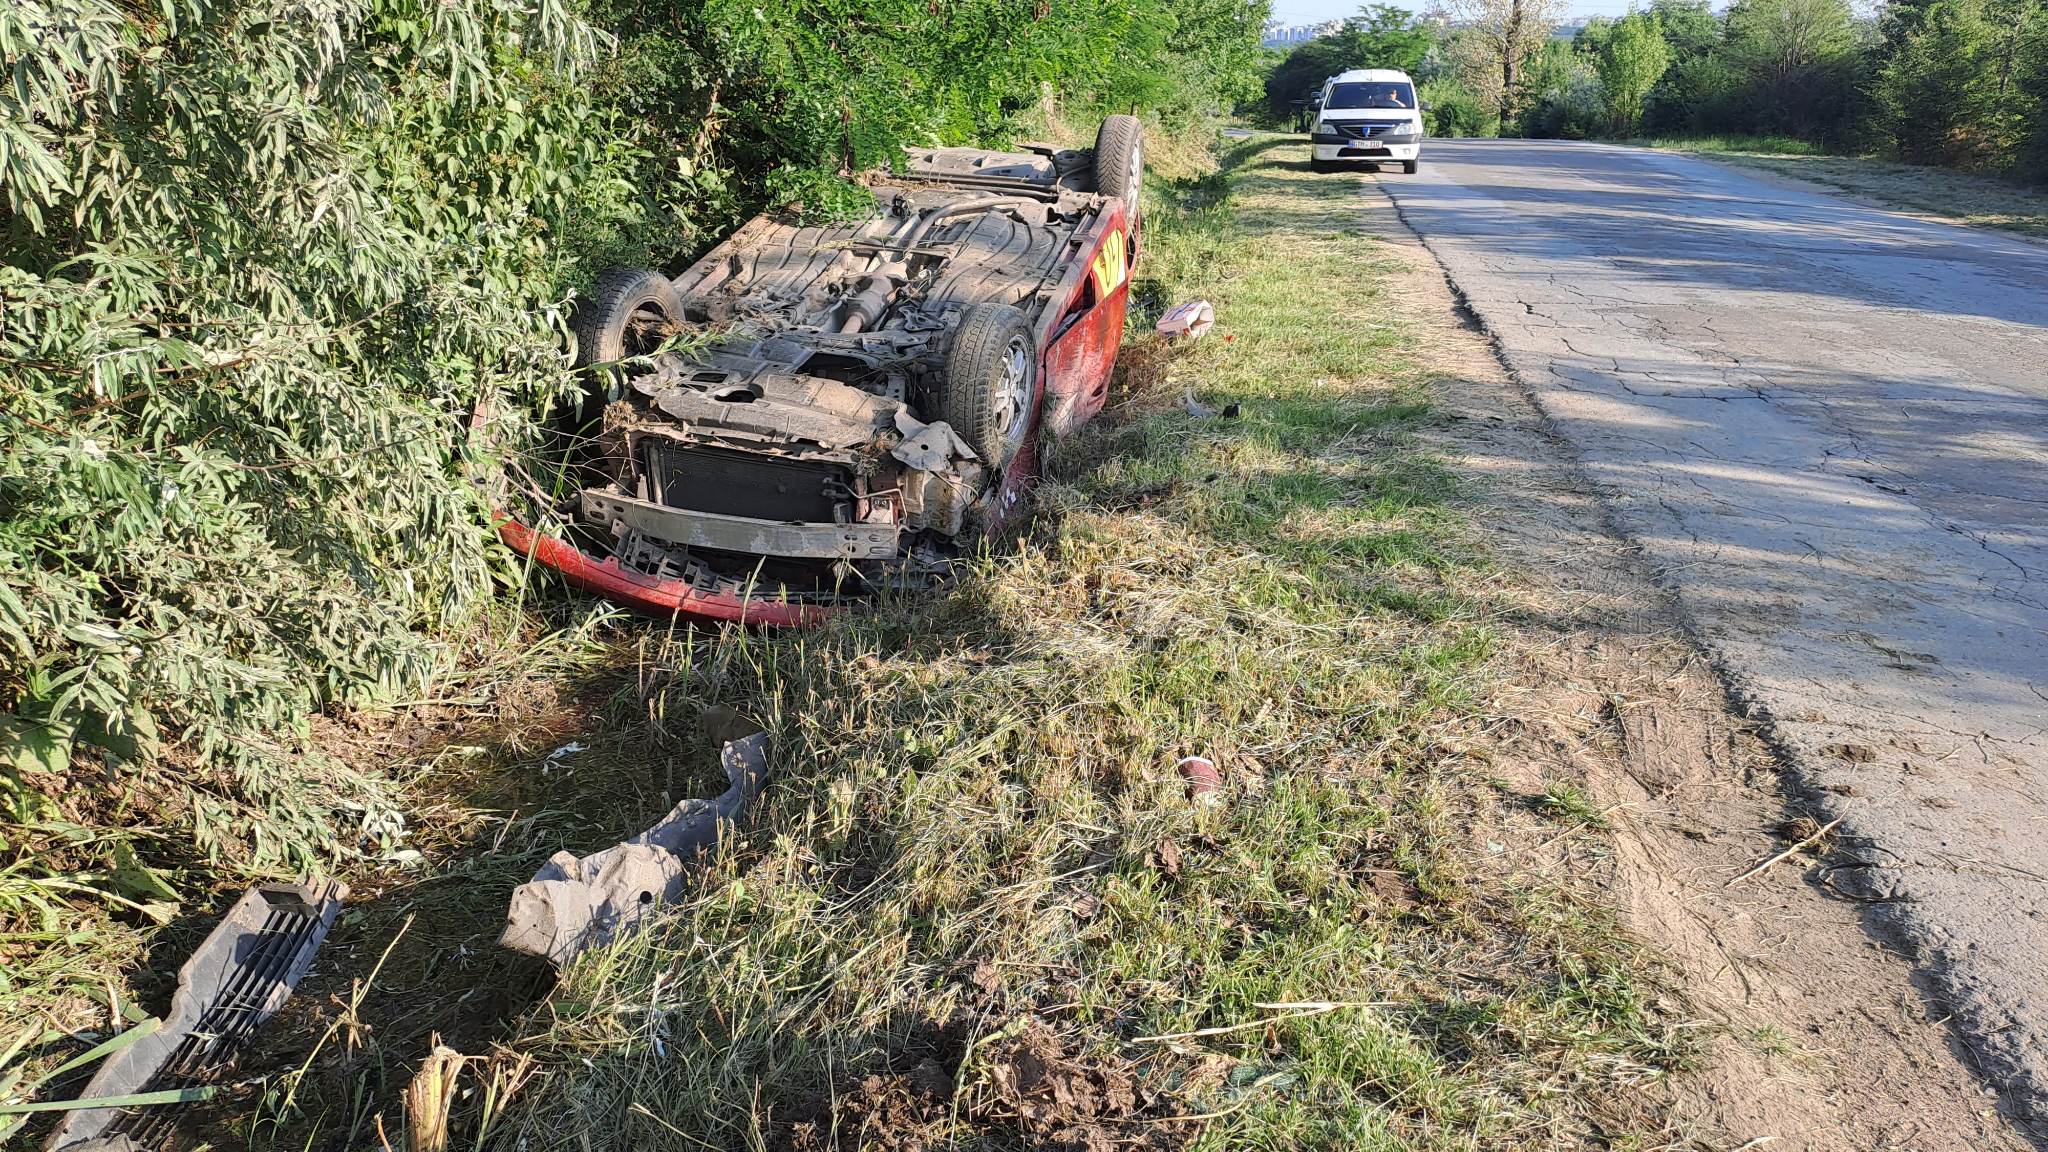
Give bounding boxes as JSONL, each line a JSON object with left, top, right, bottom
{"left": 498, "top": 516, "right": 831, "bottom": 627}
{"left": 580, "top": 488, "right": 900, "bottom": 561}
{"left": 1313, "top": 139, "right": 1420, "bottom": 162}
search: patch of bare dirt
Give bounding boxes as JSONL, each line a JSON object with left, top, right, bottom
{"left": 1358, "top": 174, "right": 2034, "bottom": 1151}
{"left": 785, "top": 1019, "right": 1188, "bottom": 1152}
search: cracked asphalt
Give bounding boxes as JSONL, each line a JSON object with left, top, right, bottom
{"left": 1376, "top": 138, "right": 2048, "bottom": 1123}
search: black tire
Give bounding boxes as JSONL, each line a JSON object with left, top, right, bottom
{"left": 938, "top": 303, "right": 1036, "bottom": 468}
{"left": 1402, "top": 159, "right": 1419, "bottom": 175}
{"left": 1093, "top": 115, "right": 1144, "bottom": 222}
{"left": 571, "top": 268, "right": 679, "bottom": 370}
{"left": 1309, "top": 158, "right": 1333, "bottom": 174}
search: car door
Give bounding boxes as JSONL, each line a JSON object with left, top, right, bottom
{"left": 1040, "top": 212, "right": 1133, "bottom": 438}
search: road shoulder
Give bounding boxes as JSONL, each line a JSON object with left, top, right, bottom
{"left": 1353, "top": 165, "right": 2032, "bottom": 1150}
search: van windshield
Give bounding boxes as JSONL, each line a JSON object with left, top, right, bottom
{"left": 1324, "top": 82, "right": 1415, "bottom": 111}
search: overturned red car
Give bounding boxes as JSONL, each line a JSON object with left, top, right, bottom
{"left": 500, "top": 117, "right": 1145, "bottom": 625}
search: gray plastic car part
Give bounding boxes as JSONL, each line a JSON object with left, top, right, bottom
{"left": 499, "top": 728, "right": 771, "bottom": 966}
{"left": 46, "top": 879, "right": 347, "bottom": 1151}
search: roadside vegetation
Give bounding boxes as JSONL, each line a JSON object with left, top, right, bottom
{"left": 0, "top": 0, "right": 1263, "bottom": 1107}
{"left": 1265, "top": 0, "right": 2048, "bottom": 189}
{"left": 463, "top": 137, "right": 1685, "bottom": 1151}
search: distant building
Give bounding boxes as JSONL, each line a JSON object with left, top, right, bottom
{"left": 1261, "top": 18, "right": 1348, "bottom": 47}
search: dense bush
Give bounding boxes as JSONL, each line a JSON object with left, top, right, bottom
{"left": 1871, "top": 0, "right": 2047, "bottom": 173}
{"left": 1423, "top": 77, "right": 1501, "bottom": 137}
{"left": 1594, "top": 12, "right": 1674, "bottom": 133}
{"left": 1269, "top": 0, "right": 2047, "bottom": 178}
{"left": 592, "top": 0, "right": 1266, "bottom": 235}
{"left": 0, "top": 0, "right": 1265, "bottom": 908}
{"left": 1518, "top": 40, "right": 1610, "bottom": 137}
{"left": 1, "top": 0, "right": 634, "bottom": 874}
{"left": 1490, "top": 0, "right": 2048, "bottom": 179}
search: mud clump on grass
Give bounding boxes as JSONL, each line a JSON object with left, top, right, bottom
{"left": 785, "top": 1071, "right": 951, "bottom": 1152}
{"left": 785, "top": 1021, "right": 1187, "bottom": 1152}
{"left": 978, "top": 1021, "right": 1186, "bottom": 1152}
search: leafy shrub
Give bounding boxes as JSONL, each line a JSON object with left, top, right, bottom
{"left": 591, "top": 0, "right": 1267, "bottom": 228}
{"left": 1517, "top": 41, "right": 1610, "bottom": 138}
{"left": 1423, "top": 77, "right": 1500, "bottom": 138}
{"left": 1, "top": 0, "right": 640, "bottom": 873}
{"left": 1596, "top": 12, "right": 1673, "bottom": 134}
{"left": 1642, "top": 51, "right": 1749, "bottom": 134}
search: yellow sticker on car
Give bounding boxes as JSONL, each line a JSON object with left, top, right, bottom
{"left": 1091, "top": 228, "right": 1127, "bottom": 296}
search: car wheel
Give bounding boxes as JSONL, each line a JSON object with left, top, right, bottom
{"left": 571, "top": 268, "right": 680, "bottom": 370}
{"left": 1309, "top": 158, "right": 1332, "bottom": 174}
{"left": 1093, "top": 115, "right": 1144, "bottom": 224}
{"left": 939, "top": 303, "right": 1035, "bottom": 469}
{"left": 1403, "top": 159, "right": 1420, "bottom": 175}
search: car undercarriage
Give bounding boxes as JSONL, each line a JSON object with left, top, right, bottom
{"left": 502, "top": 117, "right": 1145, "bottom": 623}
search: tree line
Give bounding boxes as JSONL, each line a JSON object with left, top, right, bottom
{"left": 1263, "top": 0, "right": 2048, "bottom": 181}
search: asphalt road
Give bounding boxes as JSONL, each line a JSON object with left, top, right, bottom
{"left": 1376, "top": 139, "right": 2048, "bottom": 1124}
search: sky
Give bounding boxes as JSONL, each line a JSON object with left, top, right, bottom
{"left": 1266, "top": 0, "right": 1638, "bottom": 21}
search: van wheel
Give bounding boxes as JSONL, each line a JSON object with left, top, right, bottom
{"left": 1093, "top": 115, "right": 1144, "bottom": 223}
{"left": 572, "top": 269, "right": 680, "bottom": 370}
{"left": 939, "top": 304, "right": 1035, "bottom": 468}
{"left": 1402, "top": 159, "right": 1419, "bottom": 175}
{"left": 1310, "top": 159, "right": 1332, "bottom": 174}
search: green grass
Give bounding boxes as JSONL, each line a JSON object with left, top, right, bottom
{"left": 1623, "top": 133, "right": 1825, "bottom": 156}
{"left": 1629, "top": 136, "right": 2048, "bottom": 239}
{"left": 1538, "top": 782, "right": 1611, "bottom": 831}
{"left": 452, "top": 137, "right": 1685, "bottom": 1151}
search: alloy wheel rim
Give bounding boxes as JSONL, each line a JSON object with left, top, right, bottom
{"left": 993, "top": 336, "right": 1030, "bottom": 451}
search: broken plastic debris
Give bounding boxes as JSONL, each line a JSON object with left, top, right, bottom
{"left": 1155, "top": 299, "right": 1215, "bottom": 341}
{"left": 1176, "top": 756, "right": 1222, "bottom": 798}
{"left": 547, "top": 741, "right": 586, "bottom": 760}
{"left": 46, "top": 880, "right": 346, "bottom": 1152}
{"left": 500, "top": 720, "right": 771, "bottom": 966}
{"left": 891, "top": 409, "right": 981, "bottom": 470}
{"left": 1181, "top": 390, "right": 1239, "bottom": 421}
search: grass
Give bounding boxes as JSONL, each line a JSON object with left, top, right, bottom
{"left": 0, "top": 607, "right": 664, "bottom": 1145}
{"left": 1628, "top": 135, "right": 2048, "bottom": 239}
{"left": 450, "top": 136, "right": 1688, "bottom": 1151}
{"left": 6, "top": 130, "right": 1686, "bottom": 1148}
{"left": 1623, "top": 133, "right": 1825, "bottom": 156}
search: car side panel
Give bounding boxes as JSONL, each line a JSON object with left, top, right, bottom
{"left": 1041, "top": 200, "right": 1134, "bottom": 439}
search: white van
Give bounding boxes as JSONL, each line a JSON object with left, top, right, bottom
{"left": 1309, "top": 68, "right": 1425, "bottom": 174}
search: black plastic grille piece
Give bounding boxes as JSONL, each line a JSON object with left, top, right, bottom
{"left": 640, "top": 441, "right": 843, "bottom": 523}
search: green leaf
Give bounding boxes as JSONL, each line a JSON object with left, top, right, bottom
{"left": 0, "top": 1084, "right": 214, "bottom": 1115}
{"left": 1, "top": 717, "right": 68, "bottom": 776}
{"left": 110, "top": 841, "right": 180, "bottom": 905}
{"left": 19, "top": 1018, "right": 160, "bottom": 1095}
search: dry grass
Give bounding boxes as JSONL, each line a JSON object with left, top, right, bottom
{"left": 452, "top": 136, "right": 1689, "bottom": 1151}
{"left": 0, "top": 601, "right": 647, "bottom": 1137}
